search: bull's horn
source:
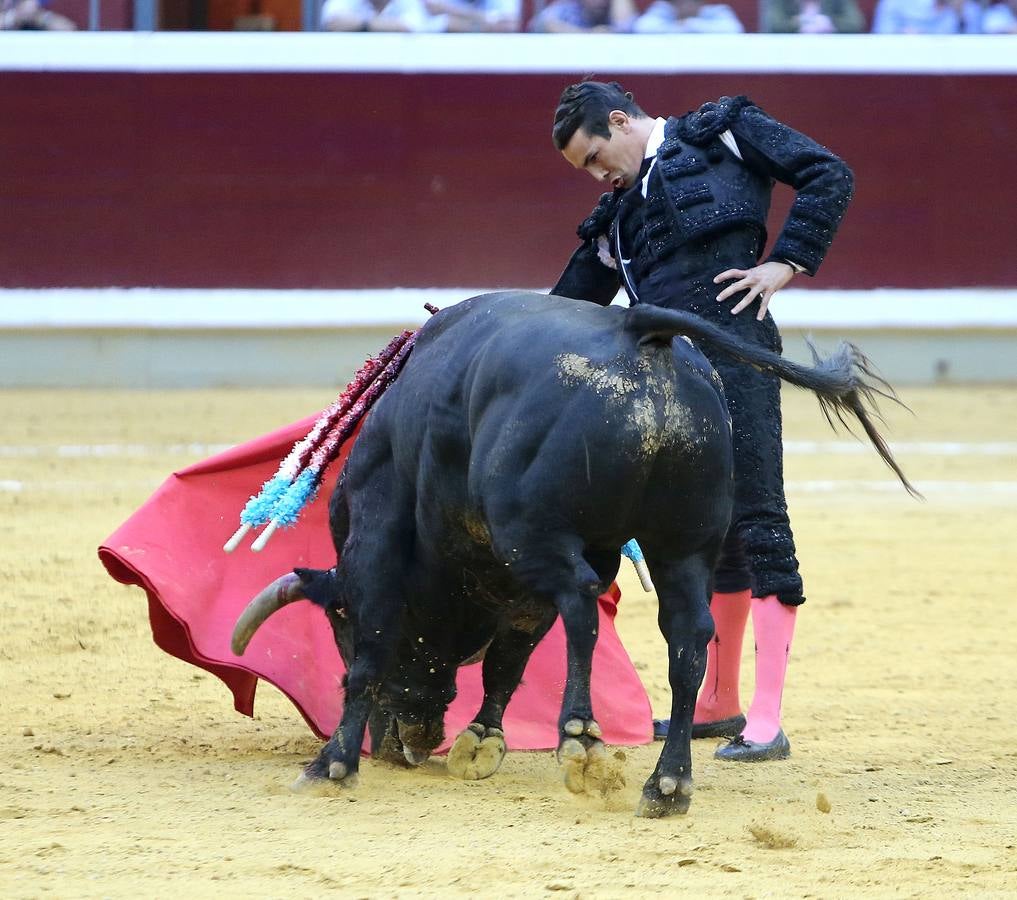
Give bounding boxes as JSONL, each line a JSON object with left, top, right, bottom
{"left": 231, "top": 572, "right": 306, "bottom": 656}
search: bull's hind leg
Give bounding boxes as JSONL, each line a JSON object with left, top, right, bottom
{"left": 490, "top": 534, "right": 612, "bottom": 794}
{"left": 448, "top": 608, "right": 558, "bottom": 781}
{"left": 635, "top": 553, "right": 715, "bottom": 818}
{"left": 549, "top": 547, "right": 623, "bottom": 794}
{"left": 552, "top": 579, "right": 611, "bottom": 795}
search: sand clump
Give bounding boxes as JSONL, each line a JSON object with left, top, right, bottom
{"left": 748, "top": 823, "right": 799, "bottom": 850}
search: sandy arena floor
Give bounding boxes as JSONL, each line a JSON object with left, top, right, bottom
{"left": 1, "top": 385, "right": 1016, "bottom": 898}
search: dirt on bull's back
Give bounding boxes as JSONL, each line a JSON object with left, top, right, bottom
{"left": 1, "top": 386, "right": 1016, "bottom": 898}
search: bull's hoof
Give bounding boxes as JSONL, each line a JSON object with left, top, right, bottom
{"left": 557, "top": 731, "right": 608, "bottom": 795}
{"left": 294, "top": 743, "right": 360, "bottom": 792}
{"left": 563, "top": 717, "right": 602, "bottom": 739}
{"left": 635, "top": 774, "right": 693, "bottom": 818}
{"left": 447, "top": 723, "right": 506, "bottom": 780}
{"left": 289, "top": 770, "right": 359, "bottom": 795}
{"left": 329, "top": 760, "right": 349, "bottom": 780}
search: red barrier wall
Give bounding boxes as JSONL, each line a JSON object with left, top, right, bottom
{"left": 0, "top": 70, "right": 1012, "bottom": 289}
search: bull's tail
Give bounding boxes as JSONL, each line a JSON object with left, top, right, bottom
{"left": 625, "top": 304, "right": 922, "bottom": 499}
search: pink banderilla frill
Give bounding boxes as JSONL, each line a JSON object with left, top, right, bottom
{"left": 224, "top": 303, "right": 440, "bottom": 553}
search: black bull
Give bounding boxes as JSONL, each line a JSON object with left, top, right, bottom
{"left": 232, "top": 291, "right": 914, "bottom": 817}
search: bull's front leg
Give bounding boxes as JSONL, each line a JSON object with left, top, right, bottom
{"left": 295, "top": 560, "right": 404, "bottom": 791}
{"left": 636, "top": 555, "right": 714, "bottom": 818}
{"left": 295, "top": 627, "right": 397, "bottom": 791}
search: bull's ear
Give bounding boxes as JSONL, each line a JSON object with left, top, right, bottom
{"left": 293, "top": 567, "right": 339, "bottom": 610}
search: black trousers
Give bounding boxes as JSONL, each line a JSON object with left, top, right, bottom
{"left": 709, "top": 351, "right": 803, "bottom": 606}
{"left": 639, "top": 246, "right": 805, "bottom": 606}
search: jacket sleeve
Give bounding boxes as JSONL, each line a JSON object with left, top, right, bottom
{"left": 728, "top": 103, "right": 854, "bottom": 275}
{"left": 550, "top": 241, "right": 621, "bottom": 306}
{"left": 549, "top": 189, "right": 623, "bottom": 305}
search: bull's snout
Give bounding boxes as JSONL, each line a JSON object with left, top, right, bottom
{"left": 230, "top": 572, "right": 307, "bottom": 656}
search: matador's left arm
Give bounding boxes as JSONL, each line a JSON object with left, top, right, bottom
{"left": 728, "top": 103, "right": 855, "bottom": 276}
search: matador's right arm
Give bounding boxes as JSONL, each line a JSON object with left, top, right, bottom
{"left": 549, "top": 191, "right": 622, "bottom": 306}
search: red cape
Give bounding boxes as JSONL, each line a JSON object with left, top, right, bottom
{"left": 98, "top": 416, "right": 653, "bottom": 752}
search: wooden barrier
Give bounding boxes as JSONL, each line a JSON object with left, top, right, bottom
{"left": 1, "top": 34, "right": 1013, "bottom": 290}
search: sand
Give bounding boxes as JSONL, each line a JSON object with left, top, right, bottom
{"left": 1, "top": 385, "right": 1015, "bottom": 898}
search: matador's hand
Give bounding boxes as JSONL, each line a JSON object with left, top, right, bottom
{"left": 714, "top": 261, "right": 796, "bottom": 321}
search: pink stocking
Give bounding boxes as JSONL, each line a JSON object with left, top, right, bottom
{"left": 742, "top": 594, "right": 797, "bottom": 743}
{"left": 694, "top": 589, "right": 751, "bottom": 724}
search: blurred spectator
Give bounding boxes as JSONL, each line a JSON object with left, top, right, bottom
{"left": 422, "top": 0, "right": 520, "bottom": 30}
{"left": 1, "top": 0, "right": 76, "bottom": 29}
{"left": 871, "top": 0, "right": 982, "bottom": 31}
{"left": 529, "top": 0, "right": 637, "bottom": 32}
{"left": 762, "top": 0, "right": 866, "bottom": 31}
{"left": 321, "top": 0, "right": 447, "bottom": 31}
{"left": 633, "top": 0, "right": 744, "bottom": 32}
{"left": 982, "top": 0, "right": 1016, "bottom": 30}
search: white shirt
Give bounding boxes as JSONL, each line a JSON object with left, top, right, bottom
{"left": 640, "top": 116, "right": 743, "bottom": 198}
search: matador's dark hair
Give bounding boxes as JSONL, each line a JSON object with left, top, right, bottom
{"left": 552, "top": 81, "right": 647, "bottom": 151}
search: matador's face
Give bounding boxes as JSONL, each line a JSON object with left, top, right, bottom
{"left": 561, "top": 111, "right": 648, "bottom": 192}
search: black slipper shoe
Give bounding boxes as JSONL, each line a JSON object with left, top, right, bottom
{"left": 652, "top": 714, "right": 747, "bottom": 740}
{"left": 713, "top": 729, "right": 791, "bottom": 762}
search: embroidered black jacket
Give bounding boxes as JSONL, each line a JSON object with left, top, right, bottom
{"left": 552, "top": 96, "right": 854, "bottom": 306}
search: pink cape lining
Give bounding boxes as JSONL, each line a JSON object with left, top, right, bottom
{"left": 98, "top": 415, "right": 653, "bottom": 752}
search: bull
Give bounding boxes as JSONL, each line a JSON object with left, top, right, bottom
{"left": 231, "top": 291, "right": 914, "bottom": 817}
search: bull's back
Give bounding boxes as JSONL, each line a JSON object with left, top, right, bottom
{"left": 377, "top": 291, "right": 631, "bottom": 454}
{"left": 474, "top": 333, "right": 731, "bottom": 542}
{"left": 348, "top": 292, "right": 732, "bottom": 551}
{"left": 426, "top": 294, "right": 729, "bottom": 539}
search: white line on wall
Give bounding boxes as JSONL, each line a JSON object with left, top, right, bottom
{"left": 1, "top": 33, "right": 1015, "bottom": 76}
{"left": 2, "top": 288, "right": 1017, "bottom": 330}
